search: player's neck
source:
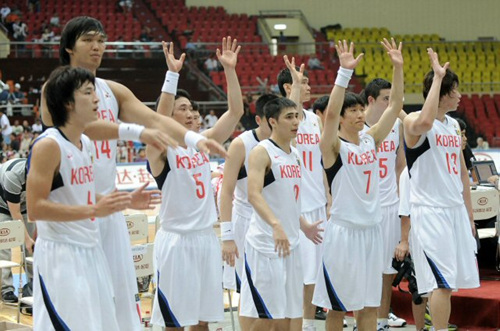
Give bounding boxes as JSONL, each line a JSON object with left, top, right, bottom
{"left": 255, "top": 127, "right": 270, "bottom": 141}
{"left": 270, "top": 134, "right": 291, "bottom": 153}
{"left": 364, "top": 106, "right": 383, "bottom": 126}
{"left": 58, "top": 124, "right": 84, "bottom": 149}
{"left": 71, "top": 61, "right": 98, "bottom": 76}
{"left": 339, "top": 127, "right": 360, "bottom": 145}
{"left": 436, "top": 107, "right": 449, "bottom": 122}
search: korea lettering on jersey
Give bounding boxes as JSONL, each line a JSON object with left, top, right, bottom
{"left": 296, "top": 111, "right": 326, "bottom": 212}
{"left": 158, "top": 146, "right": 217, "bottom": 233}
{"left": 328, "top": 134, "right": 381, "bottom": 227}
{"left": 93, "top": 78, "right": 119, "bottom": 194}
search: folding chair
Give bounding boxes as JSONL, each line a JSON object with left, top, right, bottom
{"left": 0, "top": 220, "right": 27, "bottom": 323}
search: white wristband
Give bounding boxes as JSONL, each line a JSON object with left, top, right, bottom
{"left": 118, "top": 123, "right": 145, "bottom": 141}
{"left": 161, "top": 71, "right": 179, "bottom": 95}
{"left": 184, "top": 130, "right": 207, "bottom": 149}
{"left": 220, "top": 221, "right": 234, "bottom": 241}
{"left": 335, "top": 67, "right": 354, "bottom": 88}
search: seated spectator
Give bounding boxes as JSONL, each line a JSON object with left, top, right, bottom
{"left": 139, "top": 26, "right": 152, "bottom": 42}
{"left": 204, "top": 109, "right": 218, "bottom": 129}
{"left": 204, "top": 54, "right": 219, "bottom": 72}
{"left": 456, "top": 118, "right": 475, "bottom": 171}
{"left": 0, "top": 110, "right": 12, "bottom": 145}
{"left": 27, "top": 0, "right": 40, "bottom": 13}
{"left": 12, "top": 18, "right": 28, "bottom": 44}
{"left": 476, "top": 136, "right": 490, "bottom": 150}
{"left": 9, "top": 133, "right": 19, "bottom": 151}
{"left": 118, "top": 0, "right": 134, "bottom": 13}
{"left": 31, "top": 118, "right": 43, "bottom": 133}
{"left": 41, "top": 27, "right": 55, "bottom": 42}
{"left": 11, "top": 119, "right": 23, "bottom": 135}
{"left": 19, "top": 131, "right": 33, "bottom": 157}
{"left": 21, "top": 119, "right": 31, "bottom": 132}
{"left": 8, "top": 83, "right": 25, "bottom": 104}
{"left": 256, "top": 76, "right": 269, "bottom": 94}
{"left": 308, "top": 54, "right": 325, "bottom": 70}
{"left": 0, "top": 4, "right": 10, "bottom": 23}
{"left": 50, "top": 13, "right": 60, "bottom": 27}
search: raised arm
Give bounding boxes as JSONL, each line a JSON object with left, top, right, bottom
{"left": 156, "top": 41, "right": 186, "bottom": 118}
{"left": 320, "top": 40, "right": 363, "bottom": 168}
{"left": 283, "top": 55, "right": 305, "bottom": 107}
{"left": 219, "top": 138, "right": 246, "bottom": 266}
{"left": 203, "top": 37, "right": 244, "bottom": 143}
{"left": 404, "top": 49, "right": 449, "bottom": 147}
{"left": 367, "top": 38, "right": 404, "bottom": 145}
{"left": 247, "top": 145, "right": 290, "bottom": 257}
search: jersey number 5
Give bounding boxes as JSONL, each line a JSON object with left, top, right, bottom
{"left": 193, "top": 173, "right": 206, "bottom": 199}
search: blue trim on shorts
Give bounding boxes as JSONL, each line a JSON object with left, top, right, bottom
{"left": 244, "top": 253, "right": 273, "bottom": 319}
{"left": 322, "top": 263, "right": 347, "bottom": 311}
{"left": 156, "top": 271, "right": 181, "bottom": 327}
{"left": 424, "top": 253, "right": 451, "bottom": 289}
{"left": 39, "top": 273, "right": 70, "bottom": 331}
{"left": 235, "top": 270, "right": 241, "bottom": 294}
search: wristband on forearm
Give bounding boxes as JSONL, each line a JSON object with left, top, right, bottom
{"left": 118, "top": 123, "right": 145, "bottom": 141}
{"left": 161, "top": 71, "right": 180, "bottom": 95}
{"left": 184, "top": 130, "right": 207, "bottom": 149}
{"left": 220, "top": 221, "right": 234, "bottom": 241}
{"left": 335, "top": 67, "right": 354, "bottom": 88}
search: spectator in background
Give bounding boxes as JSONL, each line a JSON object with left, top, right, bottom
{"left": 240, "top": 107, "right": 257, "bottom": 130}
{"left": 8, "top": 83, "right": 24, "bottom": 104}
{"left": 11, "top": 120, "right": 23, "bottom": 136}
{"left": 0, "top": 4, "right": 10, "bottom": 23}
{"left": 27, "top": 0, "right": 40, "bottom": 13}
{"left": 50, "top": 13, "right": 60, "bottom": 27}
{"left": 455, "top": 118, "right": 476, "bottom": 171}
{"left": 256, "top": 76, "right": 269, "bottom": 94}
{"left": 308, "top": 54, "right": 325, "bottom": 70}
{"left": 12, "top": 18, "right": 28, "bottom": 47}
{"left": 133, "top": 148, "right": 147, "bottom": 162}
{"left": 19, "top": 131, "right": 32, "bottom": 157}
{"left": 31, "top": 118, "right": 43, "bottom": 133}
{"left": 117, "top": 141, "right": 129, "bottom": 163}
{"left": 21, "top": 120, "right": 31, "bottom": 133}
{"left": 0, "top": 109, "right": 12, "bottom": 145}
{"left": 475, "top": 136, "right": 490, "bottom": 150}
{"left": 204, "top": 54, "right": 219, "bottom": 72}
{"left": 204, "top": 109, "right": 218, "bottom": 129}
{"left": 118, "top": 0, "right": 134, "bottom": 13}
{"left": 139, "top": 26, "right": 152, "bottom": 42}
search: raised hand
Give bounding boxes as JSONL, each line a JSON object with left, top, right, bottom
{"left": 381, "top": 38, "right": 403, "bottom": 67}
{"left": 427, "top": 48, "right": 449, "bottom": 78}
{"left": 162, "top": 41, "right": 185, "bottom": 73}
{"left": 283, "top": 55, "right": 305, "bottom": 84}
{"left": 130, "top": 182, "right": 162, "bottom": 210}
{"left": 336, "top": 40, "right": 364, "bottom": 70}
{"left": 140, "top": 128, "right": 178, "bottom": 150}
{"left": 216, "top": 36, "right": 241, "bottom": 69}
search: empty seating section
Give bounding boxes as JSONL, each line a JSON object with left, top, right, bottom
{"left": 458, "top": 94, "right": 500, "bottom": 146}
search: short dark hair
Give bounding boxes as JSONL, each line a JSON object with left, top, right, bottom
{"left": 264, "top": 98, "right": 297, "bottom": 129}
{"left": 422, "top": 69, "right": 459, "bottom": 100}
{"left": 455, "top": 117, "right": 467, "bottom": 131}
{"left": 175, "top": 89, "right": 191, "bottom": 101}
{"left": 341, "top": 92, "right": 364, "bottom": 117}
{"left": 60, "top": 16, "right": 106, "bottom": 65}
{"left": 44, "top": 66, "right": 95, "bottom": 127}
{"left": 277, "top": 67, "right": 309, "bottom": 97}
{"left": 361, "top": 78, "right": 391, "bottom": 105}
{"left": 255, "top": 94, "right": 278, "bottom": 118}
{"left": 313, "top": 95, "right": 329, "bottom": 114}
{"left": 191, "top": 100, "right": 199, "bottom": 111}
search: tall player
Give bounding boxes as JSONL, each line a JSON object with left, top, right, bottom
{"left": 239, "top": 97, "right": 323, "bottom": 331}
{"left": 27, "top": 66, "right": 132, "bottom": 330}
{"left": 278, "top": 55, "right": 329, "bottom": 328}
{"left": 40, "top": 17, "right": 225, "bottom": 331}
{"left": 361, "top": 78, "right": 406, "bottom": 330}
{"left": 219, "top": 93, "right": 276, "bottom": 293}
{"left": 403, "top": 49, "right": 479, "bottom": 331}
{"left": 147, "top": 36, "right": 243, "bottom": 329}
{"left": 312, "top": 39, "right": 404, "bottom": 331}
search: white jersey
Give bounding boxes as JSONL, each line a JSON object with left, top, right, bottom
{"left": 296, "top": 110, "right": 326, "bottom": 212}
{"left": 398, "top": 167, "right": 410, "bottom": 217}
{"left": 31, "top": 128, "right": 98, "bottom": 247}
{"left": 326, "top": 134, "right": 381, "bottom": 227}
{"left": 93, "top": 78, "right": 119, "bottom": 194}
{"left": 246, "top": 139, "right": 302, "bottom": 257}
{"left": 406, "top": 114, "right": 463, "bottom": 208}
{"left": 232, "top": 130, "right": 260, "bottom": 219}
{"left": 154, "top": 146, "right": 217, "bottom": 233}
{"left": 362, "top": 120, "right": 401, "bottom": 206}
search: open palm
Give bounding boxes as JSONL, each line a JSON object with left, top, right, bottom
{"left": 336, "top": 40, "right": 363, "bottom": 70}
{"left": 216, "top": 36, "right": 241, "bottom": 69}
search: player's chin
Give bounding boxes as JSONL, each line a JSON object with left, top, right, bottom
{"left": 290, "top": 129, "right": 298, "bottom": 138}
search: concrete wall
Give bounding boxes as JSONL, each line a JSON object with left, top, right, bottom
{"left": 186, "top": 0, "right": 500, "bottom": 41}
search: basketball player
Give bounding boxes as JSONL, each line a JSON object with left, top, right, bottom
{"left": 219, "top": 93, "right": 276, "bottom": 293}
{"left": 278, "top": 55, "right": 329, "bottom": 328}
{"left": 27, "top": 66, "right": 132, "bottom": 330}
{"left": 312, "top": 38, "right": 404, "bottom": 331}
{"left": 147, "top": 36, "right": 243, "bottom": 329}
{"left": 39, "top": 17, "right": 225, "bottom": 331}
{"left": 403, "top": 49, "right": 479, "bottom": 331}
{"left": 239, "top": 97, "right": 323, "bottom": 331}
{"left": 361, "top": 78, "right": 406, "bottom": 330}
